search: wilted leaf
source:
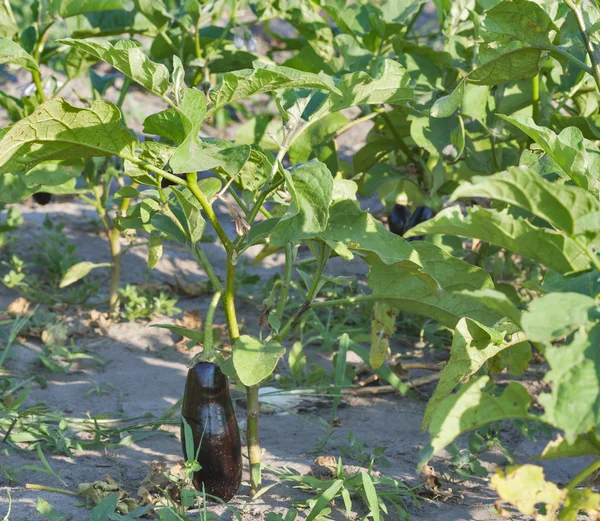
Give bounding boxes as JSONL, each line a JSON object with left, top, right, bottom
{"left": 60, "top": 261, "right": 108, "bottom": 288}
{"left": 370, "top": 303, "right": 397, "bottom": 369}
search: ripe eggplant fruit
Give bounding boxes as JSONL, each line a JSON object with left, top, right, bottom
{"left": 181, "top": 362, "right": 242, "bottom": 502}
{"left": 405, "top": 206, "right": 436, "bottom": 242}
{"left": 388, "top": 204, "right": 411, "bottom": 236}
{"left": 32, "top": 192, "right": 52, "bottom": 205}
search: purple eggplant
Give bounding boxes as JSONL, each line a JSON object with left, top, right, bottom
{"left": 388, "top": 204, "right": 411, "bottom": 236}
{"left": 405, "top": 206, "right": 435, "bottom": 241}
{"left": 181, "top": 362, "right": 242, "bottom": 502}
{"left": 32, "top": 192, "right": 52, "bottom": 205}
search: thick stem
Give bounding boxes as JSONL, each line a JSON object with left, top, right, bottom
{"left": 246, "top": 384, "right": 261, "bottom": 495}
{"left": 203, "top": 291, "right": 221, "bottom": 356}
{"left": 108, "top": 227, "right": 121, "bottom": 320}
{"left": 566, "top": 458, "right": 600, "bottom": 492}
{"left": 223, "top": 260, "right": 240, "bottom": 342}
{"left": 31, "top": 23, "right": 53, "bottom": 103}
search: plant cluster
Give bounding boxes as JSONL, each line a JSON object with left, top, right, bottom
{"left": 1, "top": 0, "right": 600, "bottom": 518}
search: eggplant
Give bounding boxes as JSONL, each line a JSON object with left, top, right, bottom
{"left": 405, "top": 206, "right": 435, "bottom": 242}
{"left": 181, "top": 362, "right": 242, "bottom": 502}
{"left": 32, "top": 192, "right": 52, "bottom": 205}
{"left": 388, "top": 204, "right": 410, "bottom": 236}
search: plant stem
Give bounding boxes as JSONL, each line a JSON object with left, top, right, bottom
{"left": 194, "top": 246, "right": 223, "bottom": 291}
{"left": 380, "top": 111, "right": 414, "bottom": 161}
{"left": 187, "top": 173, "right": 234, "bottom": 254}
{"left": 223, "top": 260, "right": 239, "bottom": 342}
{"left": 563, "top": 0, "right": 600, "bottom": 91}
{"left": 276, "top": 244, "right": 293, "bottom": 320}
{"left": 25, "top": 484, "right": 78, "bottom": 496}
{"left": 31, "top": 23, "right": 53, "bottom": 103}
{"left": 531, "top": 73, "right": 540, "bottom": 124}
{"left": 203, "top": 291, "right": 221, "bottom": 356}
{"left": 566, "top": 458, "right": 600, "bottom": 492}
{"left": 246, "top": 384, "right": 261, "bottom": 495}
{"left": 332, "top": 111, "right": 379, "bottom": 140}
{"left": 546, "top": 45, "right": 594, "bottom": 76}
{"left": 107, "top": 227, "right": 121, "bottom": 320}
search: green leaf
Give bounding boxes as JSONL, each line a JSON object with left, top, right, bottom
{"left": 210, "top": 64, "right": 340, "bottom": 113}
{"left": 59, "top": 261, "right": 109, "bottom": 288}
{"left": 406, "top": 205, "right": 591, "bottom": 274}
{"left": 0, "top": 98, "right": 137, "bottom": 175}
{"left": 270, "top": 160, "right": 334, "bottom": 246}
{"left": 90, "top": 493, "right": 118, "bottom": 521}
{"left": 483, "top": 0, "right": 558, "bottom": 47}
{"left": 232, "top": 335, "right": 286, "bottom": 386}
{"left": 35, "top": 498, "right": 67, "bottom": 521}
{"left": 51, "top": 0, "right": 126, "bottom": 18}
{"left": 423, "top": 318, "right": 522, "bottom": 429}
{"left": 538, "top": 434, "right": 599, "bottom": 460}
{"left": 0, "top": 37, "right": 39, "bottom": 72}
{"left": 538, "top": 327, "right": 600, "bottom": 440}
{"left": 171, "top": 187, "right": 206, "bottom": 244}
{"left": 490, "top": 465, "right": 564, "bottom": 518}
{"left": 500, "top": 114, "right": 598, "bottom": 191}
{"left": 114, "top": 186, "right": 139, "bottom": 199}
{"left": 151, "top": 323, "right": 204, "bottom": 344}
{"left": 370, "top": 302, "right": 397, "bottom": 370}
{"left": 169, "top": 88, "right": 208, "bottom": 170}
{"left": 521, "top": 292, "right": 598, "bottom": 343}
{"left": 451, "top": 166, "right": 600, "bottom": 244}
{"left": 57, "top": 39, "right": 172, "bottom": 98}
{"left": 328, "top": 59, "right": 413, "bottom": 112}
{"left": 423, "top": 376, "right": 532, "bottom": 464}
{"left": 368, "top": 242, "right": 500, "bottom": 328}
{"left": 457, "top": 289, "right": 522, "bottom": 327}
{"left": 561, "top": 489, "right": 600, "bottom": 521}
{"left": 147, "top": 235, "right": 162, "bottom": 269}
{"left": 469, "top": 47, "right": 545, "bottom": 85}
{"left": 0, "top": 2, "right": 18, "bottom": 38}
{"left": 361, "top": 473, "right": 381, "bottom": 521}
{"left": 319, "top": 199, "right": 419, "bottom": 266}
{"left": 305, "top": 480, "right": 344, "bottom": 521}
{"left": 430, "top": 79, "right": 465, "bottom": 118}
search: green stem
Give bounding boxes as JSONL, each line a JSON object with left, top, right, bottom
{"left": 186, "top": 173, "right": 234, "bottom": 254}
{"left": 566, "top": 458, "right": 600, "bottom": 492}
{"left": 276, "top": 244, "right": 293, "bottom": 320}
{"left": 194, "top": 246, "right": 223, "bottom": 292}
{"left": 25, "top": 484, "right": 78, "bottom": 497}
{"left": 563, "top": 0, "right": 600, "bottom": 91}
{"left": 31, "top": 23, "right": 53, "bottom": 103}
{"left": 246, "top": 384, "right": 261, "bottom": 496}
{"left": 332, "top": 111, "right": 379, "bottom": 140}
{"left": 531, "top": 73, "right": 540, "bottom": 125}
{"left": 107, "top": 227, "right": 121, "bottom": 320}
{"left": 405, "top": 3, "right": 425, "bottom": 36}
{"left": 203, "top": 291, "right": 221, "bottom": 356}
{"left": 223, "top": 260, "right": 239, "bottom": 342}
{"left": 116, "top": 76, "right": 132, "bottom": 111}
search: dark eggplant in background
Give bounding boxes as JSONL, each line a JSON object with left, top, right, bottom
{"left": 32, "top": 192, "right": 52, "bottom": 205}
{"left": 387, "top": 205, "right": 436, "bottom": 241}
{"left": 181, "top": 362, "right": 242, "bottom": 502}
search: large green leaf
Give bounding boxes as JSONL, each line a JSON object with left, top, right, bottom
{"left": 457, "top": 289, "right": 522, "bottom": 327}
{"left": 521, "top": 292, "right": 598, "bottom": 343}
{"left": 209, "top": 64, "right": 340, "bottom": 112}
{"left": 500, "top": 114, "right": 599, "bottom": 193}
{"left": 469, "top": 47, "right": 546, "bottom": 85}
{"left": 422, "top": 376, "right": 532, "bottom": 465}
{"left": 406, "top": 205, "right": 591, "bottom": 274}
{"left": 367, "top": 242, "right": 501, "bottom": 328}
{"left": 539, "top": 434, "right": 599, "bottom": 460}
{"left": 57, "top": 39, "right": 172, "bottom": 98}
{"left": 482, "top": 0, "right": 557, "bottom": 47}
{"left": 327, "top": 59, "right": 413, "bottom": 112}
{"left": 232, "top": 335, "right": 286, "bottom": 386}
{"left": 270, "top": 160, "right": 334, "bottom": 246}
{"left": 539, "top": 326, "right": 600, "bottom": 441}
{"left": 0, "top": 98, "right": 137, "bottom": 176}
{"left": 423, "top": 318, "right": 524, "bottom": 429}
{"left": 451, "top": 166, "right": 600, "bottom": 244}
{"left": 51, "top": 0, "right": 126, "bottom": 17}
{"left": 0, "top": 37, "right": 39, "bottom": 72}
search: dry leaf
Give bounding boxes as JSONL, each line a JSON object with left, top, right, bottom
{"left": 7, "top": 297, "right": 31, "bottom": 315}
